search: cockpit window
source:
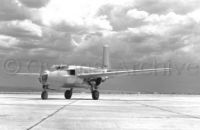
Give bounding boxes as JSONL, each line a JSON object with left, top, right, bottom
{"left": 52, "top": 65, "right": 67, "bottom": 70}
{"left": 68, "top": 69, "right": 76, "bottom": 75}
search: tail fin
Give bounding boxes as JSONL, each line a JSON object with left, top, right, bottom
{"left": 102, "top": 45, "right": 110, "bottom": 69}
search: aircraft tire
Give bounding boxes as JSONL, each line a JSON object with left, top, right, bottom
{"left": 41, "top": 91, "right": 48, "bottom": 100}
{"left": 92, "top": 90, "right": 99, "bottom": 100}
{"left": 65, "top": 90, "right": 72, "bottom": 99}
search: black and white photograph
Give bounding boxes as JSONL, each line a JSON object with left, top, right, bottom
{"left": 0, "top": 0, "right": 200, "bottom": 129}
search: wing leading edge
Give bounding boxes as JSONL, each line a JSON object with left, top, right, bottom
{"left": 77, "top": 68, "right": 171, "bottom": 79}
{"left": 14, "top": 73, "right": 40, "bottom": 76}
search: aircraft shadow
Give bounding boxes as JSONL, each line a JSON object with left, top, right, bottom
{"left": 28, "top": 98, "right": 160, "bottom": 102}
{"left": 3, "top": 96, "right": 160, "bottom": 102}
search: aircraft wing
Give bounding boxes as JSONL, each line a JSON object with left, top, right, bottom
{"left": 77, "top": 68, "right": 171, "bottom": 79}
{"left": 14, "top": 73, "right": 40, "bottom": 76}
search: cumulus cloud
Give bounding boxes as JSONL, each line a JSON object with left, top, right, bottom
{"left": 0, "top": 35, "right": 19, "bottom": 48}
{"left": 0, "top": 0, "right": 32, "bottom": 21}
{"left": 0, "top": 20, "right": 42, "bottom": 39}
{"left": 127, "top": 9, "right": 149, "bottom": 19}
{"left": 0, "top": 0, "right": 200, "bottom": 68}
{"left": 133, "top": 0, "right": 200, "bottom": 14}
{"left": 40, "top": 0, "right": 113, "bottom": 33}
{"left": 18, "top": 0, "right": 50, "bottom": 8}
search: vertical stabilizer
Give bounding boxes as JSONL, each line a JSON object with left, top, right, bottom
{"left": 102, "top": 45, "right": 110, "bottom": 69}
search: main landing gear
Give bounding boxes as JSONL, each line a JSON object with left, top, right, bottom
{"left": 41, "top": 85, "right": 73, "bottom": 100}
{"left": 92, "top": 90, "right": 99, "bottom": 100}
{"left": 41, "top": 90, "right": 48, "bottom": 99}
{"left": 40, "top": 79, "right": 101, "bottom": 100}
{"left": 41, "top": 85, "right": 48, "bottom": 100}
{"left": 90, "top": 81, "right": 100, "bottom": 100}
{"left": 64, "top": 88, "right": 73, "bottom": 99}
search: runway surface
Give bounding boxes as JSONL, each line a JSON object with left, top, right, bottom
{"left": 1, "top": 93, "right": 200, "bottom": 130}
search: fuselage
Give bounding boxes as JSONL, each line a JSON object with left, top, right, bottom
{"left": 42, "top": 65, "right": 106, "bottom": 89}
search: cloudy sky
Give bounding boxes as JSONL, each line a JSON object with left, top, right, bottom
{"left": 1, "top": 0, "right": 200, "bottom": 93}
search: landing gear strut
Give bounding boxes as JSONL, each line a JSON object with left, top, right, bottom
{"left": 90, "top": 81, "right": 100, "bottom": 100}
{"left": 92, "top": 90, "right": 99, "bottom": 100}
{"left": 41, "top": 85, "right": 48, "bottom": 100}
{"left": 64, "top": 88, "right": 73, "bottom": 99}
{"left": 41, "top": 90, "right": 48, "bottom": 99}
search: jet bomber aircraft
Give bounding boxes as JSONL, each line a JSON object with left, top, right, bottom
{"left": 17, "top": 45, "right": 170, "bottom": 100}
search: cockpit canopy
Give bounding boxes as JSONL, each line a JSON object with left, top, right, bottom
{"left": 51, "top": 65, "right": 68, "bottom": 70}
{"left": 51, "top": 65, "right": 76, "bottom": 75}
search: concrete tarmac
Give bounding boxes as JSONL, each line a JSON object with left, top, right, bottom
{"left": 1, "top": 93, "right": 200, "bottom": 130}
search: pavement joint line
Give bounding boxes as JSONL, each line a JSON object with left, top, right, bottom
{"left": 26, "top": 100, "right": 77, "bottom": 130}
{"left": 135, "top": 102, "right": 200, "bottom": 119}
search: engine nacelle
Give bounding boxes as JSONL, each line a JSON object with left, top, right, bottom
{"left": 96, "top": 77, "right": 102, "bottom": 86}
